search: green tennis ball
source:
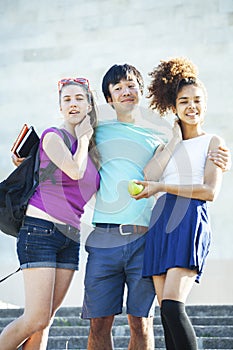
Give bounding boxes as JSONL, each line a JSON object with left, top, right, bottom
{"left": 128, "top": 180, "right": 144, "bottom": 195}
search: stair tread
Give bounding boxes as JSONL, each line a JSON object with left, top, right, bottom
{"left": 1, "top": 305, "right": 232, "bottom": 349}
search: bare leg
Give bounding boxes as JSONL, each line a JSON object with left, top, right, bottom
{"left": 87, "top": 316, "right": 114, "bottom": 350}
{"left": 22, "top": 268, "right": 74, "bottom": 350}
{"left": 162, "top": 267, "right": 196, "bottom": 303}
{"left": 21, "top": 330, "right": 50, "bottom": 350}
{"left": 154, "top": 268, "right": 197, "bottom": 350}
{"left": 152, "top": 275, "right": 165, "bottom": 307}
{"left": 0, "top": 268, "right": 74, "bottom": 350}
{"left": 151, "top": 275, "right": 175, "bottom": 349}
{"left": 128, "top": 315, "right": 154, "bottom": 350}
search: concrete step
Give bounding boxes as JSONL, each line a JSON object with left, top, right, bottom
{"left": 44, "top": 335, "right": 233, "bottom": 349}
{"left": 1, "top": 318, "right": 233, "bottom": 335}
{"left": 47, "top": 336, "right": 165, "bottom": 349}
{"left": 44, "top": 325, "right": 233, "bottom": 338}
{"left": 1, "top": 315, "right": 233, "bottom": 328}
{"left": 0, "top": 305, "right": 232, "bottom": 318}
{"left": 0, "top": 305, "right": 232, "bottom": 349}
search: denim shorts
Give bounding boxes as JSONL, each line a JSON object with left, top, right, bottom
{"left": 17, "top": 216, "right": 80, "bottom": 270}
{"left": 82, "top": 225, "right": 156, "bottom": 319}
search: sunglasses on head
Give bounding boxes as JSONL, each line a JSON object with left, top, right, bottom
{"left": 58, "top": 78, "right": 90, "bottom": 92}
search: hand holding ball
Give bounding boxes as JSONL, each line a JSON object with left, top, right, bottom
{"left": 128, "top": 180, "right": 144, "bottom": 195}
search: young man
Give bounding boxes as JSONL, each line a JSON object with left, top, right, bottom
{"left": 82, "top": 64, "right": 160, "bottom": 350}
{"left": 81, "top": 63, "right": 230, "bottom": 350}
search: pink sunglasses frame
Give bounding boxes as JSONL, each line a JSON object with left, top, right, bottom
{"left": 58, "top": 78, "right": 90, "bottom": 92}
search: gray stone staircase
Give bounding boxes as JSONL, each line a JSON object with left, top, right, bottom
{"left": 0, "top": 305, "right": 232, "bottom": 349}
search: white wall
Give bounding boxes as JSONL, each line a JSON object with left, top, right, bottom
{"left": 0, "top": 0, "right": 233, "bottom": 306}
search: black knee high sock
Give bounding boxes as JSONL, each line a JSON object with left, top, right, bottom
{"left": 160, "top": 309, "right": 175, "bottom": 350}
{"left": 161, "top": 299, "right": 197, "bottom": 350}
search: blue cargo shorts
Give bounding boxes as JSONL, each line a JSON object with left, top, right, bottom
{"left": 82, "top": 224, "right": 156, "bottom": 319}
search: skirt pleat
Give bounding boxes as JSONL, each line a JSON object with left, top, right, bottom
{"left": 143, "top": 193, "right": 211, "bottom": 283}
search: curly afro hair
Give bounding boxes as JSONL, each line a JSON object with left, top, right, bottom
{"left": 148, "top": 57, "right": 199, "bottom": 116}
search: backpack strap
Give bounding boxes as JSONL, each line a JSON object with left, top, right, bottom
{"left": 39, "top": 128, "right": 72, "bottom": 184}
{"left": 0, "top": 267, "right": 20, "bottom": 283}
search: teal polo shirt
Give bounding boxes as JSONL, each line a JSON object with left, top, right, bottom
{"left": 93, "top": 120, "right": 161, "bottom": 226}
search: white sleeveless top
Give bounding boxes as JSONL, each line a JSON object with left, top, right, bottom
{"left": 161, "top": 134, "right": 214, "bottom": 185}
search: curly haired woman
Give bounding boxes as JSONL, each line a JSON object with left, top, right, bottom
{"left": 131, "top": 57, "right": 226, "bottom": 350}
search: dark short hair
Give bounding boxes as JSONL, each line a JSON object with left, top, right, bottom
{"left": 102, "top": 64, "right": 144, "bottom": 102}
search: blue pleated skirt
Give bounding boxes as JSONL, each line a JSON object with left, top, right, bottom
{"left": 143, "top": 193, "right": 211, "bottom": 283}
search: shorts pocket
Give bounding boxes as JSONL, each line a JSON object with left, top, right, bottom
{"left": 23, "top": 224, "right": 53, "bottom": 237}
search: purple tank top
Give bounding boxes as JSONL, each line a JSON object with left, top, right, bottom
{"left": 29, "top": 127, "right": 100, "bottom": 229}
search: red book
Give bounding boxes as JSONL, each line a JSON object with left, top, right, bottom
{"left": 11, "top": 124, "right": 29, "bottom": 155}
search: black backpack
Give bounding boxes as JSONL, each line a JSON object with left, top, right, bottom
{"left": 0, "top": 128, "right": 71, "bottom": 238}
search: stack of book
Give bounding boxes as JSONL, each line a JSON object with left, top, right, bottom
{"left": 11, "top": 124, "right": 39, "bottom": 157}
